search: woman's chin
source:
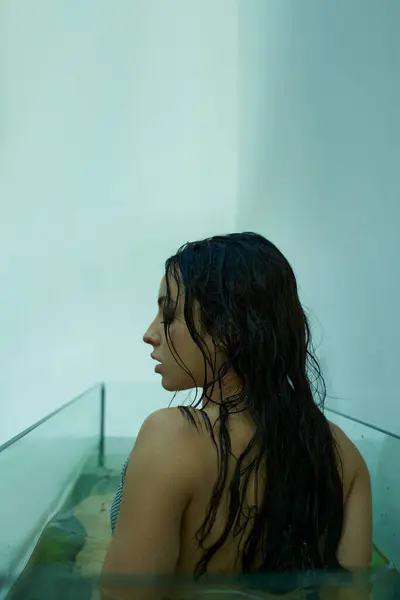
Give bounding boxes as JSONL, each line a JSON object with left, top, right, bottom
{"left": 159, "top": 374, "right": 190, "bottom": 393}
{"left": 160, "top": 376, "right": 175, "bottom": 392}
{"left": 160, "top": 378, "right": 198, "bottom": 394}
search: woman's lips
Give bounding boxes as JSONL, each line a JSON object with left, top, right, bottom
{"left": 151, "top": 354, "right": 163, "bottom": 374}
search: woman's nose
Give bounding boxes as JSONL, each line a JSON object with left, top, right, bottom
{"left": 143, "top": 331, "right": 152, "bottom": 345}
{"left": 143, "top": 326, "right": 160, "bottom": 346}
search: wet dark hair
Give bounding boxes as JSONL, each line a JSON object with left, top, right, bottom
{"left": 163, "top": 232, "right": 343, "bottom": 578}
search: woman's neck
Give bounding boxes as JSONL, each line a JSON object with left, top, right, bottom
{"left": 202, "top": 373, "right": 244, "bottom": 407}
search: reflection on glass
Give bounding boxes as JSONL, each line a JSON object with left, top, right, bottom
{"left": 0, "top": 385, "right": 102, "bottom": 600}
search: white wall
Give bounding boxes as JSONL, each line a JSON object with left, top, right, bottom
{"left": 0, "top": 0, "right": 238, "bottom": 444}
{"left": 237, "top": 0, "right": 400, "bottom": 434}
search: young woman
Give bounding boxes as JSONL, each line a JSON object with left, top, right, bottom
{"left": 101, "top": 232, "right": 372, "bottom": 599}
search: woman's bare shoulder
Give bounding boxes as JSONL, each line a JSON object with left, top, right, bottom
{"left": 130, "top": 407, "right": 207, "bottom": 484}
{"left": 138, "top": 406, "right": 216, "bottom": 453}
{"left": 140, "top": 406, "right": 208, "bottom": 438}
{"left": 328, "top": 420, "right": 369, "bottom": 481}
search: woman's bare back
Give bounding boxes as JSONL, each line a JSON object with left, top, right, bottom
{"left": 176, "top": 406, "right": 367, "bottom": 575}
{"left": 102, "top": 407, "right": 371, "bottom": 600}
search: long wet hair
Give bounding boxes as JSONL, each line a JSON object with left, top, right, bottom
{"left": 163, "top": 232, "right": 343, "bottom": 578}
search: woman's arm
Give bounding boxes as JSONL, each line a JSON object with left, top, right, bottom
{"left": 337, "top": 458, "right": 373, "bottom": 570}
{"left": 100, "top": 408, "right": 198, "bottom": 600}
{"left": 320, "top": 457, "right": 373, "bottom": 600}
